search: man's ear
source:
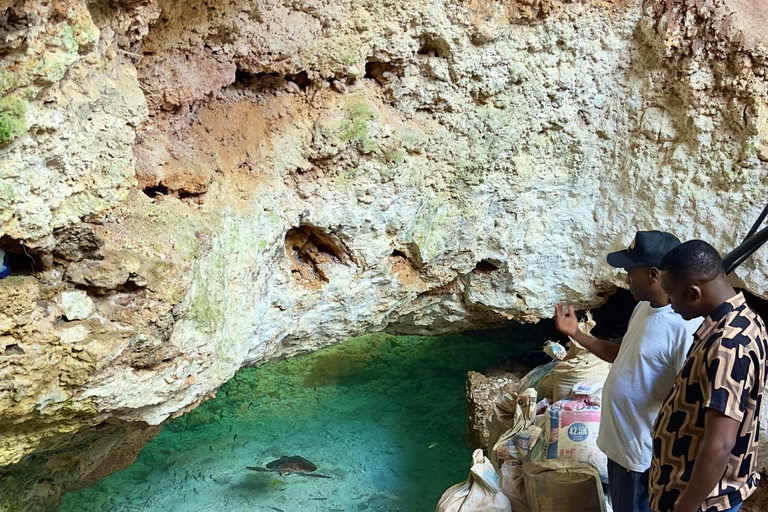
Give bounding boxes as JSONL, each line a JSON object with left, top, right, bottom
{"left": 687, "top": 285, "right": 702, "bottom": 302}
{"left": 649, "top": 267, "right": 660, "bottom": 282}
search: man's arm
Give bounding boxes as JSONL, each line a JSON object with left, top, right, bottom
{"left": 554, "top": 303, "right": 620, "bottom": 363}
{"left": 674, "top": 409, "right": 740, "bottom": 512}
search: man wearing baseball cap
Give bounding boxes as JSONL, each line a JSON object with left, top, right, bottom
{"left": 555, "top": 231, "right": 702, "bottom": 512}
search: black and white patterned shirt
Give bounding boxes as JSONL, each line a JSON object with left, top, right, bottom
{"left": 650, "top": 292, "right": 768, "bottom": 512}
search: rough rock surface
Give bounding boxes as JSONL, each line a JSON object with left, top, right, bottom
{"left": 743, "top": 480, "right": 768, "bottom": 512}
{"left": 0, "top": 0, "right": 767, "bottom": 510}
{"left": 0, "top": 419, "right": 161, "bottom": 512}
{"left": 466, "top": 370, "right": 521, "bottom": 449}
{"left": 0, "top": 1, "right": 147, "bottom": 245}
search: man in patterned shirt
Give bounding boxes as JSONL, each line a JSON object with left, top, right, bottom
{"left": 650, "top": 240, "right": 768, "bottom": 512}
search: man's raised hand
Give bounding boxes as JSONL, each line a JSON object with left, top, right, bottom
{"left": 554, "top": 302, "right": 579, "bottom": 337}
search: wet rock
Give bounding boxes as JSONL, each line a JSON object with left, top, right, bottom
{"left": 0, "top": 420, "right": 162, "bottom": 512}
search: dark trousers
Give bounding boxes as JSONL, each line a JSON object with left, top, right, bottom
{"left": 607, "top": 458, "right": 652, "bottom": 512}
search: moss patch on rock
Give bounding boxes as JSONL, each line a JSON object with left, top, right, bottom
{"left": 0, "top": 94, "right": 28, "bottom": 143}
{"left": 0, "top": 6, "right": 100, "bottom": 144}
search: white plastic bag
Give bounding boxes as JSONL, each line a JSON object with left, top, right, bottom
{"left": 543, "top": 341, "right": 567, "bottom": 361}
{"left": 436, "top": 449, "right": 511, "bottom": 512}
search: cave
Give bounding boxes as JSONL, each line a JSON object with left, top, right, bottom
{"left": 53, "top": 291, "right": 638, "bottom": 512}
{"left": 1, "top": 0, "right": 768, "bottom": 511}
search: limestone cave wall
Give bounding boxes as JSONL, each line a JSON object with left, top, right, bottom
{"left": 0, "top": 0, "right": 767, "bottom": 509}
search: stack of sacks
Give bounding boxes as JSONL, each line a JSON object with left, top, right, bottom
{"left": 491, "top": 388, "right": 547, "bottom": 512}
{"left": 485, "top": 311, "right": 612, "bottom": 512}
{"left": 551, "top": 313, "right": 611, "bottom": 402}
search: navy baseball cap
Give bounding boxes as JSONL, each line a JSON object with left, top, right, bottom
{"left": 607, "top": 231, "right": 681, "bottom": 269}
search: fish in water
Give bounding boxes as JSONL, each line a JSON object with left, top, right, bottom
{"left": 247, "top": 455, "right": 332, "bottom": 478}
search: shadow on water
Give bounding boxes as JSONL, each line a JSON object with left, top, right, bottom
{"left": 58, "top": 330, "right": 548, "bottom": 512}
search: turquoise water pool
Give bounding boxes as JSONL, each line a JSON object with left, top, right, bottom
{"left": 58, "top": 331, "right": 543, "bottom": 512}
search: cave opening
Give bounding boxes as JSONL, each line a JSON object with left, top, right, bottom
{"left": 56, "top": 289, "right": 641, "bottom": 512}
{"left": 472, "top": 259, "right": 500, "bottom": 273}
{"left": 0, "top": 237, "right": 50, "bottom": 275}
{"left": 364, "top": 59, "right": 402, "bottom": 86}
{"left": 416, "top": 34, "right": 450, "bottom": 59}
{"left": 142, "top": 183, "right": 170, "bottom": 198}
{"left": 285, "top": 225, "right": 355, "bottom": 284}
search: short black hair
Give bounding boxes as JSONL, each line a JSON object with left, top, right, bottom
{"left": 659, "top": 239, "right": 724, "bottom": 283}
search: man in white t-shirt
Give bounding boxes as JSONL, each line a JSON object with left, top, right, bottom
{"left": 554, "top": 230, "right": 702, "bottom": 512}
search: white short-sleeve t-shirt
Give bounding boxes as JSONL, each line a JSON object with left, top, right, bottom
{"left": 596, "top": 302, "right": 701, "bottom": 472}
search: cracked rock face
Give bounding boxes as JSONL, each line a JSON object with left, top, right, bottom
{"left": 0, "top": 0, "right": 767, "bottom": 509}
